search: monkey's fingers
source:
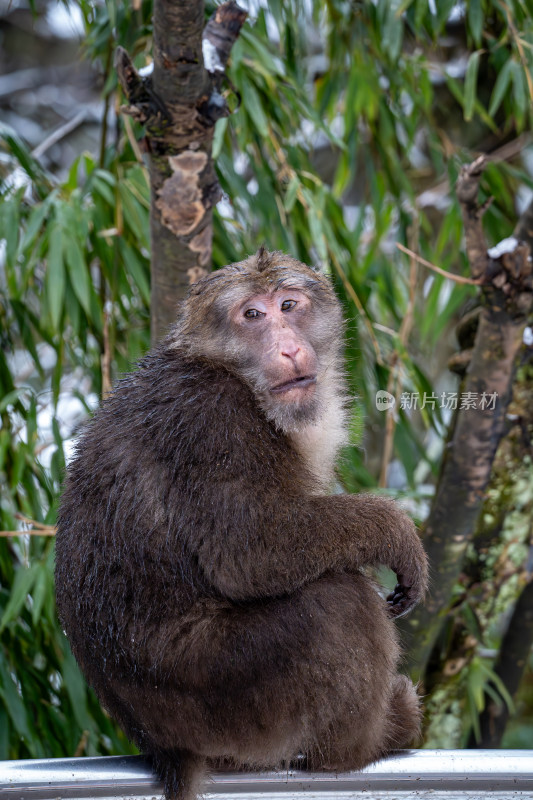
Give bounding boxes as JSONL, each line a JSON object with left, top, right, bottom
{"left": 388, "top": 542, "right": 429, "bottom": 617}
{"left": 386, "top": 581, "right": 418, "bottom": 618}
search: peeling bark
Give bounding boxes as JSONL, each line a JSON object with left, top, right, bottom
{"left": 117, "top": 1, "right": 247, "bottom": 342}
{"left": 156, "top": 151, "right": 209, "bottom": 237}
{"left": 401, "top": 158, "right": 533, "bottom": 677}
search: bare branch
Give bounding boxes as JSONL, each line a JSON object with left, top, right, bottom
{"left": 456, "top": 155, "right": 491, "bottom": 281}
{"left": 1, "top": 514, "right": 57, "bottom": 537}
{"left": 396, "top": 243, "right": 480, "bottom": 285}
{"left": 32, "top": 111, "right": 86, "bottom": 159}
{"left": 203, "top": 3, "right": 248, "bottom": 80}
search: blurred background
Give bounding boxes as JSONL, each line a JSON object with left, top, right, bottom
{"left": 0, "top": 0, "right": 532, "bottom": 759}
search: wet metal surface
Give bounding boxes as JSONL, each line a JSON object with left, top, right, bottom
{"left": 1, "top": 750, "right": 532, "bottom": 799}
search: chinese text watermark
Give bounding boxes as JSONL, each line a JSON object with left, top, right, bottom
{"left": 375, "top": 391, "right": 499, "bottom": 411}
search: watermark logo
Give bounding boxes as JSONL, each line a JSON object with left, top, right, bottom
{"left": 375, "top": 390, "right": 499, "bottom": 411}
{"left": 375, "top": 390, "right": 396, "bottom": 411}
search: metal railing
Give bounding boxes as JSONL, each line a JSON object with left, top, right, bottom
{"left": 1, "top": 750, "right": 532, "bottom": 798}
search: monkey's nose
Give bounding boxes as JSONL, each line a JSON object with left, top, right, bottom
{"left": 281, "top": 344, "right": 301, "bottom": 360}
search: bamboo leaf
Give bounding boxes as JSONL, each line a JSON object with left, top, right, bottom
{"left": 0, "top": 708, "right": 9, "bottom": 758}
{"left": 10, "top": 301, "right": 44, "bottom": 378}
{"left": 0, "top": 122, "right": 48, "bottom": 190}
{"left": 0, "top": 655, "right": 34, "bottom": 750}
{"left": 284, "top": 176, "right": 299, "bottom": 212}
{"left": 64, "top": 232, "right": 92, "bottom": 318}
{"left": 2, "top": 193, "right": 22, "bottom": 271}
{"left": 118, "top": 183, "right": 150, "bottom": 250}
{"left": 478, "top": 660, "right": 516, "bottom": 713}
{"left": 382, "top": 1, "right": 404, "bottom": 61}
{"left": 30, "top": 567, "right": 48, "bottom": 627}
{"left": 118, "top": 239, "right": 150, "bottom": 306}
{"left": 512, "top": 61, "right": 527, "bottom": 120}
{"left": 0, "top": 565, "right": 38, "bottom": 632}
{"left": 241, "top": 77, "right": 269, "bottom": 137}
{"left": 20, "top": 192, "right": 56, "bottom": 253}
{"left": 92, "top": 174, "right": 116, "bottom": 207}
{"left": 46, "top": 223, "right": 66, "bottom": 331}
{"left": 240, "top": 27, "right": 285, "bottom": 77}
{"left": 468, "top": 0, "right": 483, "bottom": 46}
{"left": 464, "top": 51, "right": 481, "bottom": 121}
{"left": 489, "top": 58, "right": 515, "bottom": 117}
{"left": 0, "top": 389, "right": 23, "bottom": 414}
{"left": 59, "top": 641, "right": 95, "bottom": 734}
{"left": 212, "top": 117, "right": 228, "bottom": 161}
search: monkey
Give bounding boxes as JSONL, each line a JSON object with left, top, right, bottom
{"left": 55, "top": 248, "right": 428, "bottom": 800}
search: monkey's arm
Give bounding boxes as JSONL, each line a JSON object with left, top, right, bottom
{"left": 313, "top": 493, "right": 429, "bottom": 618}
{"left": 194, "top": 488, "right": 427, "bottom": 615}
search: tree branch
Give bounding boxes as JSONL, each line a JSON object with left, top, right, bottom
{"left": 401, "top": 158, "right": 533, "bottom": 678}
{"left": 456, "top": 155, "right": 491, "bottom": 281}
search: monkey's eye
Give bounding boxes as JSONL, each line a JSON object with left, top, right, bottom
{"left": 281, "top": 299, "right": 297, "bottom": 311}
{"left": 243, "top": 308, "right": 264, "bottom": 319}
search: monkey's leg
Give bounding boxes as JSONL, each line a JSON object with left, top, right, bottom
{"left": 384, "top": 674, "right": 423, "bottom": 750}
{"left": 105, "top": 572, "right": 417, "bottom": 775}
{"left": 311, "top": 673, "right": 422, "bottom": 772}
{"left": 283, "top": 574, "right": 421, "bottom": 773}
{"left": 306, "top": 675, "right": 422, "bottom": 772}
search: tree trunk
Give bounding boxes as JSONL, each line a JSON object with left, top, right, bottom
{"left": 401, "top": 158, "right": 533, "bottom": 678}
{"left": 117, "top": 1, "right": 247, "bottom": 342}
{"left": 464, "top": 349, "right": 533, "bottom": 747}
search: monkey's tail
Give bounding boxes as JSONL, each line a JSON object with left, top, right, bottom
{"left": 151, "top": 748, "right": 206, "bottom": 800}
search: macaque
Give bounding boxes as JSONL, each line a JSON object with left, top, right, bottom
{"left": 55, "top": 248, "right": 428, "bottom": 800}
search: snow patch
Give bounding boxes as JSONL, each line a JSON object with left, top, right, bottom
{"left": 138, "top": 62, "right": 154, "bottom": 78}
{"left": 487, "top": 237, "right": 519, "bottom": 259}
{"left": 202, "top": 39, "right": 224, "bottom": 73}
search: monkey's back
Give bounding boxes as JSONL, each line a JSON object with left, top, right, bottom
{"left": 56, "top": 344, "right": 308, "bottom": 688}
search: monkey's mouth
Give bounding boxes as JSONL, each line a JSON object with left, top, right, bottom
{"left": 270, "top": 375, "right": 317, "bottom": 394}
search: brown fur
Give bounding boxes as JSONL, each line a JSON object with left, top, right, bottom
{"left": 55, "top": 250, "right": 428, "bottom": 800}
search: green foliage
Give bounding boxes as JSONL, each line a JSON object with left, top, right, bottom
{"left": 1, "top": 115, "right": 149, "bottom": 757}
{"left": 0, "top": 537, "right": 134, "bottom": 758}
{"left": 1, "top": 0, "right": 532, "bottom": 758}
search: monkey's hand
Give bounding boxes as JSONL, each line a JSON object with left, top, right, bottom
{"left": 354, "top": 495, "right": 428, "bottom": 618}
{"left": 386, "top": 580, "right": 421, "bottom": 618}
{"left": 386, "top": 522, "right": 428, "bottom": 618}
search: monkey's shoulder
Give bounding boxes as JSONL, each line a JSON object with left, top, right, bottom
{"left": 72, "top": 351, "right": 275, "bottom": 464}
{"left": 133, "top": 350, "right": 264, "bottom": 430}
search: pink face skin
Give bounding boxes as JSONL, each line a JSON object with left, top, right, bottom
{"left": 231, "top": 290, "right": 319, "bottom": 405}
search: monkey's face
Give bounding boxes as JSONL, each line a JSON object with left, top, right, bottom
{"left": 177, "top": 252, "right": 345, "bottom": 433}
{"left": 229, "top": 288, "right": 320, "bottom": 424}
